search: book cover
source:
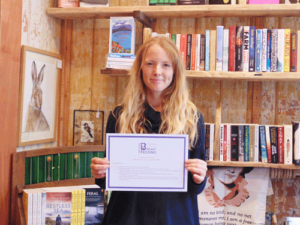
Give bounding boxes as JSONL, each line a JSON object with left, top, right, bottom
{"left": 210, "top": 30, "right": 217, "bottom": 71}
{"left": 223, "top": 124, "right": 227, "bottom": 161}
{"left": 291, "top": 33, "right": 297, "bottom": 72}
{"left": 58, "top": 0, "right": 79, "bottom": 8}
{"left": 270, "top": 126, "right": 278, "bottom": 163}
{"left": 216, "top": 26, "right": 224, "bottom": 71}
{"left": 266, "top": 29, "right": 272, "bottom": 72}
{"left": 219, "top": 124, "right": 224, "bottom": 161}
{"left": 180, "top": 34, "right": 188, "bottom": 69}
{"left": 231, "top": 125, "right": 239, "bottom": 161}
{"left": 277, "top": 126, "right": 284, "bottom": 164}
{"left": 265, "top": 125, "right": 272, "bottom": 163}
{"left": 244, "top": 125, "right": 249, "bottom": 161}
{"left": 261, "top": 28, "right": 268, "bottom": 72}
{"left": 226, "top": 125, "right": 231, "bottom": 161}
{"left": 238, "top": 125, "right": 244, "bottom": 161}
{"left": 277, "top": 29, "right": 285, "bottom": 72}
{"left": 209, "top": 124, "right": 215, "bottom": 161}
{"left": 84, "top": 188, "right": 105, "bottom": 225}
{"left": 205, "top": 124, "right": 211, "bottom": 161}
{"left": 109, "top": 17, "right": 136, "bottom": 55}
{"left": 186, "top": 34, "right": 192, "bottom": 70}
{"left": 45, "top": 191, "right": 72, "bottom": 225}
{"left": 235, "top": 26, "right": 244, "bottom": 71}
{"left": 248, "top": 0, "right": 279, "bottom": 3}
{"left": 292, "top": 121, "right": 300, "bottom": 165}
{"left": 249, "top": 125, "right": 255, "bottom": 162}
{"left": 255, "top": 29, "right": 262, "bottom": 72}
{"left": 176, "top": 34, "right": 181, "bottom": 52}
{"left": 229, "top": 26, "right": 236, "bottom": 71}
{"left": 254, "top": 124, "right": 259, "bottom": 162}
{"left": 196, "top": 34, "right": 201, "bottom": 71}
{"left": 209, "top": 0, "right": 232, "bottom": 3}
{"left": 271, "top": 29, "right": 278, "bottom": 72}
{"left": 243, "top": 26, "right": 250, "bottom": 72}
{"left": 200, "top": 34, "right": 206, "bottom": 71}
{"left": 205, "top": 30, "right": 210, "bottom": 71}
{"left": 284, "top": 29, "right": 291, "bottom": 72}
{"left": 259, "top": 125, "right": 268, "bottom": 163}
{"left": 284, "top": 124, "right": 293, "bottom": 164}
{"left": 191, "top": 34, "right": 197, "bottom": 70}
{"left": 223, "top": 29, "right": 229, "bottom": 71}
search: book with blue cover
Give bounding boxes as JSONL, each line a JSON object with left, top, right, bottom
{"left": 259, "top": 125, "right": 268, "bottom": 163}
{"left": 109, "top": 17, "right": 136, "bottom": 55}
{"left": 266, "top": 29, "right": 272, "bottom": 72}
{"left": 216, "top": 26, "right": 224, "bottom": 71}
{"left": 255, "top": 29, "right": 262, "bottom": 72}
{"left": 249, "top": 26, "right": 256, "bottom": 72}
{"left": 84, "top": 187, "right": 105, "bottom": 225}
{"left": 244, "top": 125, "right": 249, "bottom": 161}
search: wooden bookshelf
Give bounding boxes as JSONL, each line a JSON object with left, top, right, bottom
{"left": 207, "top": 161, "right": 300, "bottom": 169}
{"left": 47, "top": 5, "right": 300, "bottom": 20}
{"left": 101, "top": 69, "right": 300, "bottom": 81}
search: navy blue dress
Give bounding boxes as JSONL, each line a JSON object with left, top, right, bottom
{"left": 96, "top": 104, "right": 206, "bottom": 225}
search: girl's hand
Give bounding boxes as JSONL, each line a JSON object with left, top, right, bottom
{"left": 185, "top": 159, "right": 207, "bottom": 184}
{"left": 90, "top": 157, "right": 110, "bottom": 179}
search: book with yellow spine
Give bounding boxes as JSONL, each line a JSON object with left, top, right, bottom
{"left": 77, "top": 190, "right": 82, "bottom": 225}
{"left": 284, "top": 29, "right": 291, "bottom": 72}
{"left": 81, "top": 190, "right": 86, "bottom": 225}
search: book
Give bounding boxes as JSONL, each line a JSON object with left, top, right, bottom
{"left": 277, "top": 126, "right": 284, "bottom": 164}
{"left": 209, "top": 0, "right": 233, "bottom": 3}
{"left": 223, "top": 29, "right": 229, "bottom": 71}
{"left": 186, "top": 34, "right": 192, "bottom": 70}
{"left": 266, "top": 29, "right": 272, "bottom": 72}
{"left": 178, "top": 0, "right": 206, "bottom": 4}
{"left": 284, "top": 124, "right": 293, "bottom": 164}
{"left": 259, "top": 125, "right": 268, "bottom": 163}
{"left": 261, "top": 28, "right": 267, "bottom": 72}
{"left": 191, "top": 34, "right": 197, "bottom": 70}
{"left": 231, "top": 125, "right": 239, "bottom": 161}
{"left": 58, "top": 0, "right": 79, "bottom": 7}
{"left": 200, "top": 34, "right": 206, "bottom": 71}
{"left": 180, "top": 34, "right": 188, "bottom": 69}
{"left": 243, "top": 26, "right": 250, "bottom": 72}
{"left": 235, "top": 26, "right": 244, "bottom": 71}
{"left": 80, "top": 0, "right": 109, "bottom": 7}
{"left": 277, "top": 29, "right": 285, "bottom": 72}
{"left": 109, "top": 17, "right": 136, "bottom": 55}
{"left": 249, "top": 0, "right": 279, "bottom": 3}
{"left": 84, "top": 187, "right": 105, "bottom": 225}
{"left": 229, "top": 26, "right": 236, "bottom": 71}
{"left": 205, "top": 30, "right": 210, "bottom": 71}
{"left": 171, "top": 34, "right": 176, "bottom": 45}
{"left": 244, "top": 125, "right": 249, "bottom": 161}
{"left": 216, "top": 26, "right": 224, "bottom": 71}
{"left": 254, "top": 124, "right": 259, "bottom": 162}
{"left": 205, "top": 124, "right": 211, "bottom": 161}
{"left": 271, "top": 29, "right": 278, "bottom": 72}
{"left": 265, "top": 125, "right": 272, "bottom": 163}
{"left": 292, "top": 121, "right": 300, "bottom": 165}
{"left": 269, "top": 126, "right": 278, "bottom": 163}
{"left": 291, "top": 33, "right": 297, "bottom": 72}
{"left": 298, "top": 31, "right": 300, "bottom": 72}
{"left": 238, "top": 125, "right": 244, "bottom": 161}
{"left": 210, "top": 30, "right": 217, "bottom": 71}
{"left": 219, "top": 124, "right": 224, "bottom": 161}
{"left": 196, "top": 34, "right": 201, "bottom": 71}
{"left": 23, "top": 189, "right": 34, "bottom": 225}
{"left": 249, "top": 125, "right": 255, "bottom": 162}
{"left": 223, "top": 124, "right": 227, "bottom": 161}
{"left": 225, "top": 124, "right": 231, "bottom": 161}
{"left": 255, "top": 29, "right": 262, "bottom": 72}
{"left": 284, "top": 29, "right": 291, "bottom": 72}
{"left": 176, "top": 34, "right": 181, "bottom": 52}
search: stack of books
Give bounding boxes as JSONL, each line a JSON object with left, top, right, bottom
{"left": 106, "top": 53, "right": 136, "bottom": 69}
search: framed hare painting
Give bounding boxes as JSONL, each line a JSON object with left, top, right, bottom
{"left": 18, "top": 46, "right": 61, "bottom": 146}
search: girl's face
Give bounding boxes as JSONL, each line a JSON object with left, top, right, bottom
{"left": 141, "top": 44, "right": 174, "bottom": 96}
{"left": 213, "top": 167, "right": 244, "bottom": 184}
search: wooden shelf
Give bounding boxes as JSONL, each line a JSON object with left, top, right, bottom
{"left": 47, "top": 5, "right": 300, "bottom": 20}
{"left": 101, "top": 68, "right": 300, "bottom": 81}
{"left": 207, "top": 161, "right": 300, "bottom": 169}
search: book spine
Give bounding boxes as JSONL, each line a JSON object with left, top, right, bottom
{"left": 186, "top": 34, "right": 192, "bottom": 70}
{"left": 249, "top": 27, "right": 256, "bottom": 72}
{"left": 238, "top": 125, "right": 244, "bottom": 161}
{"left": 223, "top": 124, "right": 227, "bottom": 161}
{"left": 171, "top": 34, "right": 176, "bottom": 44}
{"left": 231, "top": 125, "right": 239, "bottom": 161}
{"left": 284, "top": 29, "right": 291, "bottom": 72}
{"left": 277, "top": 29, "right": 285, "bottom": 72}
{"left": 219, "top": 124, "right": 224, "bottom": 161}
{"left": 216, "top": 26, "right": 224, "bottom": 71}
{"left": 244, "top": 125, "right": 249, "bottom": 161}
{"left": 196, "top": 34, "right": 201, "bottom": 71}
{"left": 229, "top": 26, "right": 236, "bottom": 71}
{"left": 205, "top": 30, "right": 210, "bottom": 71}
{"left": 200, "top": 34, "right": 206, "bottom": 71}
{"left": 106, "top": 64, "right": 132, "bottom": 69}
{"left": 223, "top": 29, "right": 229, "bottom": 71}
{"left": 292, "top": 121, "right": 300, "bottom": 165}
{"left": 261, "top": 28, "right": 268, "bottom": 72}
{"left": 270, "top": 126, "right": 278, "bottom": 163}
{"left": 41, "top": 193, "right": 46, "bottom": 225}
{"left": 266, "top": 29, "right": 272, "bottom": 72}
{"left": 265, "top": 125, "right": 272, "bottom": 163}
{"left": 210, "top": 124, "right": 214, "bottom": 161}
{"left": 284, "top": 125, "right": 293, "bottom": 164}
{"left": 37, "top": 192, "right": 42, "bottom": 225}
{"left": 176, "top": 34, "right": 181, "bottom": 51}
{"left": 210, "top": 30, "right": 217, "bottom": 71}
{"left": 254, "top": 124, "right": 259, "bottom": 162}
{"left": 271, "top": 29, "right": 278, "bottom": 72}
{"left": 205, "top": 124, "right": 210, "bottom": 161}
{"left": 180, "top": 34, "right": 187, "bottom": 69}
{"left": 277, "top": 126, "right": 284, "bottom": 164}
{"left": 298, "top": 31, "right": 300, "bottom": 72}
{"left": 191, "top": 34, "right": 197, "bottom": 70}
{"left": 108, "top": 53, "right": 136, "bottom": 59}
{"left": 259, "top": 125, "right": 268, "bottom": 163}
{"left": 291, "top": 33, "right": 297, "bottom": 72}
{"left": 77, "top": 190, "right": 82, "bottom": 225}
{"left": 81, "top": 190, "right": 86, "bottom": 225}
{"left": 255, "top": 29, "right": 262, "bottom": 72}
{"left": 32, "top": 193, "right": 38, "bottom": 225}
{"left": 23, "top": 192, "right": 33, "bottom": 225}
{"left": 235, "top": 26, "right": 244, "bottom": 71}
{"left": 243, "top": 26, "right": 250, "bottom": 72}
{"left": 226, "top": 124, "right": 231, "bottom": 161}
{"left": 249, "top": 125, "right": 255, "bottom": 162}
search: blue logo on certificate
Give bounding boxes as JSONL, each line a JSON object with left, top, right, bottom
{"left": 138, "top": 143, "right": 156, "bottom": 154}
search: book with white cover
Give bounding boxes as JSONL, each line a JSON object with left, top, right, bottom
{"left": 243, "top": 26, "right": 250, "bottom": 72}
{"left": 223, "top": 29, "right": 229, "bottom": 71}
{"left": 216, "top": 26, "right": 224, "bottom": 71}
{"left": 284, "top": 124, "right": 293, "bottom": 164}
{"left": 277, "top": 29, "right": 285, "bottom": 72}
{"left": 261, "top": 28, "right": 268, "bottom": 72}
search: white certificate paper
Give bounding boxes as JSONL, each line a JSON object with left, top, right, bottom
{"left": 106, "top": 133, "right": 189, "bottom": 192}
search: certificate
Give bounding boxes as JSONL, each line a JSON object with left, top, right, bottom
{"left": 106, "top": 133, "right": 189, "bottom": 192}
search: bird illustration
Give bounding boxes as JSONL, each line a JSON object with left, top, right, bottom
{"left": 84, "top": 123, "right": 93, "bottom": 138}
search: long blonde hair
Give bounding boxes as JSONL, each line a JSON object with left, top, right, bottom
{"left": 116, "top": 36, "right": 200, "bottom": 147}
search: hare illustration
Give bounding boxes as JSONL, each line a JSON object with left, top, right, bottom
{"left": 24, "top": 61, "right": 50, "bottom": 132}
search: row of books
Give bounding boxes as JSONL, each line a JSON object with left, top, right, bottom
{"left": 206, "top": 122, "right": 300, "bottom": 165}
{"left": 58, "top": 0, "right": 109, "bottom": 8}
{"left": 153, "top": 27, "right": 299, "bottom": 73}
{"left": 25, "top": 151, "right": 104, "bottom": 185}
{"left": 23, "top": 185, "right": 104, "bottom": 225}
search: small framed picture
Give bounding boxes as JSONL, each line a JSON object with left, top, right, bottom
{"left": 18, "top": 46, "right": 61, "bottom": 146}
{"left": 73, "top": 110, "right": 105, "bottom": 146}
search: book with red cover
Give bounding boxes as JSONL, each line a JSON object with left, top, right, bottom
{"left": 229, "top": 26, "right": 236, "bottom": 71}
{"left": 235, "top": 26, "right": 244, "bottom": 71}
{"left": 180, "top": 34, "right": 187, "bottom": 69}
{"left": 191, "top": 34, "right": 197, "bottom": 70}
{"left": 277, "top": 126, "right": 284, "bottom": 164}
